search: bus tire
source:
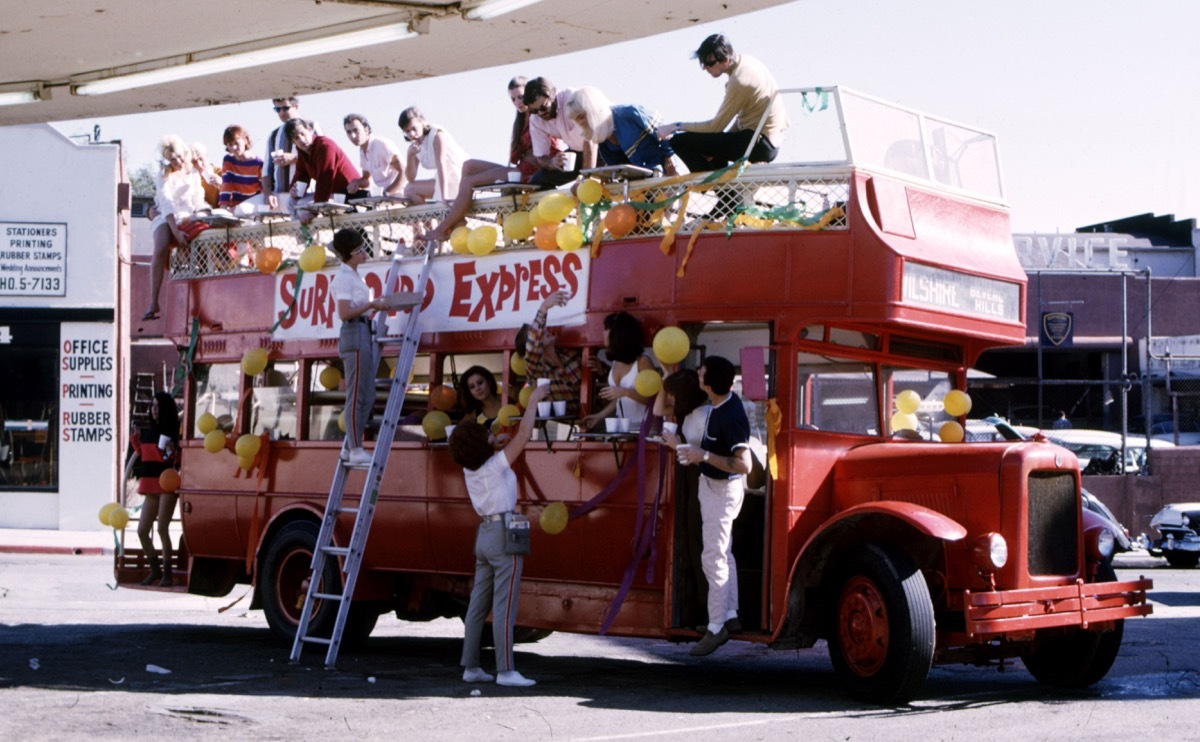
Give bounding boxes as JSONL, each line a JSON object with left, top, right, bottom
{"left": 1020, "top": 562, "right": 1124, "bottom": 687}
{"left": 829, "top": 543, "right": 935, "bottom": 704}
{"left": 261, "top": 520, "right": 345, "bottom": 648}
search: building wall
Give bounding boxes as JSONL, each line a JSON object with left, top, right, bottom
{"left": 0, "top": 125, "right": 122, "bottom": 530}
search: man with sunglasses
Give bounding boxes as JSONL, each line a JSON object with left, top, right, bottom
{"left": 259, "top": 96, "right": 321, "bottom": 213}
{"left": 655, "top": 34, "right": 789, "bottom": 183}
{"left": 522, "top": 77, "right": 596, "bottom": 188}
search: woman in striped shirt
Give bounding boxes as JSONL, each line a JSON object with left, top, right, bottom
{"left": 218, "top": 125, "right": 263, "bottom": 209}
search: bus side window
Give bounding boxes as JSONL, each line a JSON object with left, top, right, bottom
{"left": 307, "top": 359, "right": 345, "bottom": 441}
{"left": 251, "top": 361, "right": 298, "bottom": 440}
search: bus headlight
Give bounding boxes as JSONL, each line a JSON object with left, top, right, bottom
{"left": 1087, "top": 526, "right": 1116, "bottom": 561}
{"left": 972, "top": 533, "right": 1008, "bottom": 572}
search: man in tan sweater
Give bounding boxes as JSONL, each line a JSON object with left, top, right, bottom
{"left": 655, "top": 34, "right": 789, "bottom": 175}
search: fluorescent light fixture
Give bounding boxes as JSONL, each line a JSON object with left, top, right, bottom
{"left": 75, "top": 23, "right": 417, "bottom": 96}
{"left": 464, "top": 0, "right": 546, "bottom": 21}
{"left": 0, "top": 90, "right": 38, "bottom": 106}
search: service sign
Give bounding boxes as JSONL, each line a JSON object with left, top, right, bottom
{"left": 271, "top": 250, "right": 590, "bottom": 341}
{"left": 0, "top": 221, "right": 67, "bottom": 297}
{"left": 902, "top": 261, "right": 1020, "bottom": 323}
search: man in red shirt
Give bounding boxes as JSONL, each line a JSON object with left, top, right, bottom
{"left": 283, "top": 118, "right": 367, "bottom": 222}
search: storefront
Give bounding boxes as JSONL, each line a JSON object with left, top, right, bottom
{"left": 0, "top": 125, "right": 124, "bottom": 529}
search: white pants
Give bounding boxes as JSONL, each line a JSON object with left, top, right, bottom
{"left": 698, "top": 474, "right": 744, "bottom": 631}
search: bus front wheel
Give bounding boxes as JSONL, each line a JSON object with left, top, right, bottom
{"left": 829, "top": 544, "right": 935, "bottom": 704}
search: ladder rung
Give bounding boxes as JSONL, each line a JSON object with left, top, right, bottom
{"left": 299, "top": 635, "right": 333, "bottom": 645}
{"left": 322, "top": 546, "right": 350, "bottom": 557}
{"left": 338, "top": 506, "right": 360, "bottom": 515}
{"left": 313, "top": 592, "right": 345, "bottom": 601}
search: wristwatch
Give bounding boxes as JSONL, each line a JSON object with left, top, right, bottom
{"left": 702, "top": 452, "right": 710, "bottom": 463}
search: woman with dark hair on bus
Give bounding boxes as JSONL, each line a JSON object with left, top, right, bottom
{"left": 457, "top": 365, "right": 503, "bottom": 425}
{"left": 129, "top": 392, "right": 181, "bottom": 586}
{"left": 397, "top": 106, "right": 468, "bottom": 206}
{"left": 425, "top": 76, "right": 556, "bottom": 243}
{"left": 582, "top": 312, "right": 656, "bottom": 430}
{"left": 450, "top": 382, "right": 548, "bottom": 688}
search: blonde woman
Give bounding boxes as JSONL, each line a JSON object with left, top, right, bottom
{"left": 145, "top": 135, "right": 207, "bottom": 321}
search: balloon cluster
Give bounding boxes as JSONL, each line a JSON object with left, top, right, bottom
{"left": 98, "top": 502, "right": 130, "bottom": 529}
{"left": 890, "top": 389, "right": 974, "bottom": 442}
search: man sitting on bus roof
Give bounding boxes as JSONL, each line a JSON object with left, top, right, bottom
{"left": 515, "top": 289, "right": 581, "bottom": 418}
{"left": 676, "top": 355, "right": 752, "bottom": 656}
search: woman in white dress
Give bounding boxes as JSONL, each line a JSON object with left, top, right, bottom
{"left": 397, "top": 106, "right": 467, "bottom": 204}
{"left": 144, "top": 135, "right": 207, "bottom": 320}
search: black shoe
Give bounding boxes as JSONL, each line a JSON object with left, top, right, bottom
{"left": 139, "top": 571, "right": 161, "bottom": 586}
{"left": 689, "top": 626, "right": 729, "bottom": 656}
{"left": 725, "top": 617, "right": 742, "bottom": 634}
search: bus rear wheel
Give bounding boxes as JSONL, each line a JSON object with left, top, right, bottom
{"left": 829, "top": 544, "right": 935, "bottom": 704}
{"left": 260, "top": 520, "right": 378, "bottom": 650}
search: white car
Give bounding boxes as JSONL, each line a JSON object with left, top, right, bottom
{"left": 1140, "top": 503, "right": 1200, "bottom": 568}
{"left": 1043, "top": 428, "right": 1174, "bottom": 475}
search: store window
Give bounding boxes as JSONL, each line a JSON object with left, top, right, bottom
{"left": 0, "top": 321, "right": 59, "bottom": 489}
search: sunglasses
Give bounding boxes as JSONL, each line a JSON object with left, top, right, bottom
{"left": 529, "top": 100, "right": 553, "bottom": 116}
{"left": 701, "top": 57, "right": 721, "bottom": 69}
{"left": 352, "top": 245, "right": 368, "bottom": 256}
{"left": 273, "top": 105, "right": 294, "bottom": 112}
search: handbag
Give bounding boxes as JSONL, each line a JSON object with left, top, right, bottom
{"left": 502, "top": 512, "right": 531, "bottom": 555}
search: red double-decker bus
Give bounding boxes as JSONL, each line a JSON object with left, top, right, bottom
{"left": 116, "top": 88, "right": 1150, "bottom": 702}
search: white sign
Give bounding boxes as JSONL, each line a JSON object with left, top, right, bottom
{"left": 271, "top": 251, "right": 590, "bottom": 340}
{"left": 901, "top": 261, "right": 1020, "bottom": 322}
{"left": 0, "top": 221, "right": 67, "bottom": 296}
{"left": 59, "top": 325, "right": 116, "bottom": 445}
{"left": 1012, "top": 234, "right": 1131, "bottom": 271}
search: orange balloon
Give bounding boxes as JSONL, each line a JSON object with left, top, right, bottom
{"left": 431, "top": 384, "right": 458, "bottom": 411}
{"left": 604, "top": 203, "right": 637, "bottom": 238}
{"left": 256, "top": 246, "right": 282, "bottom": 274}
{"left": 534, "top": 223, "right": 560, "bottom": 251}
{"left": 158, "top": 469, "right": 181, "bottom": 493}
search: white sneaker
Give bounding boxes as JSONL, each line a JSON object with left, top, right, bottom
{"left": 343, "top": 448, "right": 372, "bottom": 467}
{"left": 496, "top": 670, "right": 536, "bottom": 687}
{"left": 462, "top": 667, "right": 494, "bottom": 683}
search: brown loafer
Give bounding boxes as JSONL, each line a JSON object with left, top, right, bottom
{"left": 689, "top": 626, "right": 729, "bottom": 657}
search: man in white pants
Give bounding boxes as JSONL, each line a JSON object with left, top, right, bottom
{"left": 675, "top": 355, "right": 752, "bottom": 656}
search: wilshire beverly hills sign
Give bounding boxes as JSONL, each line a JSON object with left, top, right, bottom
{"left": 0, "top": 221, "right": 67, "bottom": 297}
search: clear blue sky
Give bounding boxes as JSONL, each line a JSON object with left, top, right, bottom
{"left": 54, "top": 0, "right": 1200, "bottom": 233}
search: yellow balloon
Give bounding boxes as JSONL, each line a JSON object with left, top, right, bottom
{"left": 895, "top": 389, "right": 921, "bottom": 415}
{"left": 540, "top": 502, "right": 569, "bottom": 535}
{"left": 241, "top": 347, "right": 269, "bottom": 376}
{"left": 939, "top": 420, "right": 965, "bottom": 443}
{"left": 890, "top": 412, "right": 919, "bottom": 433}
{"left": 108, "top": 507, "right": 130, "bottom": 530}
{"left": 556, "top": 223, "right": 584, "bottom": 251}
{"left": 98, "top": 502, "right": 119, "bottom": 526}
{"left": 529, "top": 203, "right": 555, "bottom": 227}
{"left": 634, "top": 369, "right": 662, "bottom": 397}
{"left": 450, "top": 226, "right": 471, "bottom": 254}
{"left": 298, "top": 244, "right": 327, "bottom": 273}
{"left": 943, "top": 390, "right": 973, "bottom": 417}
{"left": 537, "top": 192, "right": 574, "bottom": 223}
{"left": 337, "top": 411, "right": 346, "bottom": 432}
{"left": 652, "top": 326, "right": 690, "bottom": 365}
{"left": 468, "top": 225, "right": 498, "bottom": 256}
{"left": 497, "top": 403, "right": 522, "bottom": 426}
{"left": 237, "top": 454, "right": 256, "bottom": 471}
{"left": 196, "top": 412, "right": 218, "bottom": 435}
{"left": 204, "top": 429, "right": 227, "bottom": 453}
{"left": 577, "top": 177, "right": 605, "bottom": 205}
{"left": 518, "top": 385, "right": 534, "bottom": 409}
{"left": 510, "top": 353, "right": 527, "bottom": 377}
{"left": 235, "top": 433, "right": 261, "bottom": 458}
{"left": 503, "top": 211, "right": 534, "bottom": 242}
{"left": 319, "top": 366, "right": 342, "bottom": 390}
{"left": 422, "top": 410, "right": 451, "bottom": 440}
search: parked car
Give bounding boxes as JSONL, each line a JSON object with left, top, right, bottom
{"left": 1043, "top": 428, "right": 1174, "bottom": 475}
{"left": 1139, "top": 503, "right": 1200, "bottom": 568}
{"left": 1082, "top": 488, "right": 1132, "bottom": 553}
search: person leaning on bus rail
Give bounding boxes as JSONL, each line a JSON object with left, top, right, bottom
{"left": 144, "top": 135, "right": 209, "bottom": 321}
{"left": 522, "top": 77, "right": 597, "bottom": 188}
{"left": 654, "top": 33, "right": 789, "bottom": 216}
{"left": 126, "top": 392, "right": 182, "bottom": 587}
{"left": 451, "top": 382, "right": 549, "bottom": 688}
{"left": 218, "top": 125, "right": 264, "bottom": 211}
{"left": 397, "top": 106, "right": 468, "bottom": 206}
{"left": 424, "top": 76, "right": 563, "bottom": 244}
{"left": 328, "top": 228, "right": 420, "bottom": 466}
{"left": 675, "top": 355, "right": 752, "bottom": 656}
{"left": 284, "top": 118, "right": 369, "bottom": 224}
{"left": 343, "top": 113, "right": 408, "bottom": 198}
{"left": 258, "top": 95, "right": 317, "bottom": 214}
{"left": 582, "top": 311, "right": 656, "bottom": 430}
{"left": 458, "top": 365, "right": 504, "bottom": 426}
{"left": 515, "top": 289, "right": 583, "bottom": 417}
{"left": 565, "top": 86, "right": 677, "bottom": 175}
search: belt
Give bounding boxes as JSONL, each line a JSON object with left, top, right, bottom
{"left": 480, "top": 512, "right": 508, "bottom": 523}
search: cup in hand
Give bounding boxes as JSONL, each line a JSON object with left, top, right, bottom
{"left": 661, "top": 421, "right": 678, "bottom": 436}
{"left": 537, "top": 377, "right": 551, "bottom": 388}
{"left": 507, "top": 170, "right": 522, "bottom": 183}
{"left": 676, "top": 443, "right": 694, "bottom": 463}
{"left": 552, "top": 400, "right": 567, "bottom": 416}
{"left": 561, "top": 151, "right": 577, "bottom": 172}
{"left": 537, "top": 401, "right": 552, "bottom": 417}
{"left": 605, "top": 418, "right": 620, "bottom": 434}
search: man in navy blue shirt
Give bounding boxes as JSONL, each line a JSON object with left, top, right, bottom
{"left": 675, "top": 355, "right": 752, "bottom": 656}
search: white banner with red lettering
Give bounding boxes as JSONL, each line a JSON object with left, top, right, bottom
{"left": 271, "top": 250, "right": 589, "bottom": 340}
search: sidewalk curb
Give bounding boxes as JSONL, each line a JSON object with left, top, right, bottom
{"left": 0, "top": 544, "right": 109, "bottom": 556}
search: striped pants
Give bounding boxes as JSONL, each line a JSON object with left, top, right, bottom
{"left": 461, "top": 520, "right": 523, "bottom": 672}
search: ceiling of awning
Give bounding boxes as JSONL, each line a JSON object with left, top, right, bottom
{"left": 0, "top": 0, "right": 791, "bottom": 126}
